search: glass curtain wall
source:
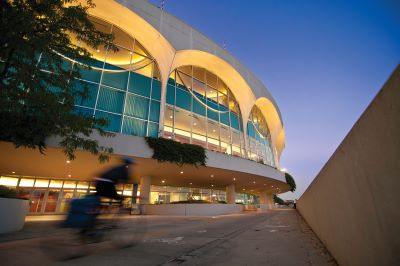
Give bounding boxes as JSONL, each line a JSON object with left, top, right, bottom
{"left": 246, "top": 106, "right": 275, "bottom": 166}
{"left": 164, "top": 66, "right": 245, "bottom": 157}
{"left": 38, "top": 17, "right": 161, "bottom": 137}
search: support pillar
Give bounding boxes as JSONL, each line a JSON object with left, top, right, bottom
{"left": 260, "top": 191, "right": 274, "bottom": 210}
{"left": 139, "top": 176, "right": 151, "bottom": 204}
{"left": 226, "top": 184, "right": 236, "bottom": 204}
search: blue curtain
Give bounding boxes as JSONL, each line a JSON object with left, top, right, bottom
{"left": 230, "top": 113, "right": 240, "bottom": 130}
{"left": 73, "top": 80, "right": 98, "bottom": 108}
{"left": 176, "top": 87, "right": 192, "bottom": 111}
{"left": 149, "top": 100, "right": 160, "bottom": 122}
{"left": 166, "top": 84, "right": 175, "bottom": 105}
{"left": 101, "top": 71, "right": 129, "bottom": 90}
{"left": 151, "top": 79, "right": 161, "bottom": 101}
{"left": 148, "top": 122, "right": 159, "bottom": 137}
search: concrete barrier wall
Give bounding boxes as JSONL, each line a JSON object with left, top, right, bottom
{"left": 0, "top": 198, "right": 29, "bottom": 234}
{"left": 297, "top": 66, "right": 400, "bottom": 266}
{"left": 142, "top": 204, "right": 243, "bottom": 216}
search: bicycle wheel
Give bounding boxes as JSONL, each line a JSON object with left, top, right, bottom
{"left": 108, "top": 210, "right": 148, "bottom": 249}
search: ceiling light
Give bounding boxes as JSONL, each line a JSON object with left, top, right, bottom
{"left": 169, "top": 115, "right": 173, "bottom": 119}
{"left": 210, "top": 174, "right": 214, "bottom": 178}
{"left": 168, "top": 136, "right": 172, "bottom": 139}
{"left": 189, "top": 182, "right": 192, "bottom": 185}
{"left": 211, "top": 184, "right": 214, "bottom": 187}
{"left": 66, "top": 160, "right": 71, "bottom": 164}
{"left": 180, "top": 171, "right": 184, "bottom": 174}
{"left": 242, "top": 188, "right": 245, "bottom": 191}
{"left": 11, "top": 171, "right": 15, "bottom": 174}
{"left": 253, "top": 181, "right": 256, "bottom": 184}
{"left": 68, "top": 174, "right": 71, "bottom": 177}
{"left": 193, "top": 123, "right": 197, "bottom": 126}
{"left": 96, "top": 49, "right": 100, "bottom": 53}
{"left": 129, "top": 51, "right": 133, "bottom": 55}
{"left": 212, "top": 129, "right": 216, "bottom": 132}
{"left": 233, "top": 178, "right": 236, "bottom": 181}
{"left": 162, "top": 180, "right": 165, "bottom": 183}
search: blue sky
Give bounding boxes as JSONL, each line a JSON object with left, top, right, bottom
{"left": 150, "top": 0, "right": 400, "bottom": 199}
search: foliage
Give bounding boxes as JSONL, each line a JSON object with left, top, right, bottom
{"left": 145, "top": 137, "right": 207, "bottom": 167}
{"left": 285, "top": 172, "right": 296, "bottom": 192}
{"left": 0, "top": 0, "right": 118, "bottom": 162}
{"left": 0, "top": 185, "right": 17, "bottom": 199}
{"left": 273, "top": 194, "right": 286, "bottom": 205}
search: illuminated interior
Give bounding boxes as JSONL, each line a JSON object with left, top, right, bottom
{"left": 164, "top": 66, "right": 245, "bottom": 157}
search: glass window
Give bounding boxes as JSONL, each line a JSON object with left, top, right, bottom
{"left": 34, "top": 179, "right": 49, "bottom": 188}
{"left": 206, "top": 71, "right": 217, "bottom": 88}
{"left": 101, "top": 71, "right": 129, "bottom": 90}
{"left": 95, "top": 111, "right": 122, "bottom": 132}
{"left": 230, "top": 113, "right": 240, "bottom": 130}
{"left": 176, "top": 87, "right": 192, "bottom": 111}
{"left": 122, "top": 117, "right": 147, "bottom": 137}
{"left": 19, "top": 178, "right": 34, "bottom": 187}
{"left": 151, "top": 79, "right": 161, "bottom": 101}
{"left": 192, "top": 97, "right": 206, "bottom": 116}
{"left": 73, "top": 79, "right": 98, "bottom": 108}
{"left": 63, "top": 181, "right": 77, "bottom": 189}
{"left": 124, "top": 94, "right": 149, "bottom": 119}
{"left": 0, "top": 176, "right": 18, "bottom": 186}
{"left": 164, "top": 106, "right": 174, "bottom": 127}
{"left": 192, "top": 115, "right": 206, "bottom": 136}
{"left": 192, "top": 79, "right": 206, "bottom": 96}
{"left": 174, "top": 108, "right": 192, "bottom": 133}
{"left": 148, "top": 122, "right": 159, "bottom": 138}
{"left": 149, "top": 100, "right": 160, "bottom": 122}
{"left": 112, "top": 26, "right": 134, "bottom": 50}
{"left": 193, "top": 66, "right": 205, "bottom": 83}
{"left": 128, "top": 72, "right": 151, "bottom": 97}
{"left": 96, "top": 86, "right": 125, "bottom": 114}
{"left": 166, "top": 84, "right": 175, "bottom": 105}
{"left": 49, "top": 180, "right": 63, "bottom": 188}
{"left": 76, "top": 65, "right": 102, "bottom": 83}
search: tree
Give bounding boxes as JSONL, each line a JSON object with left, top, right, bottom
{"left": 0, "top": 0, "right": 118, "bottom": 162}
{"left": 273, "top": 194, "right": 285, "bottom": 205}
{"left": 285, "top": 172, "right": 296, "bottom": 192}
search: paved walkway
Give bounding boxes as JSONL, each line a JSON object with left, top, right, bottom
{"left": 0, "top": 209, "right": 336, "bottom": 266}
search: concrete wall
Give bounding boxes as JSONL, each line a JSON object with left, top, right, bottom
{"left": 0, "top": 198, "right": 29, "bottom": 234}
{"left": 297, "top": 66, "right": 400, "bottom": 266}
{"left": 142, "top": 204, "right": 244, "bottom": 216}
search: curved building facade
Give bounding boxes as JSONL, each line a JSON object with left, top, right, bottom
{"left": 0, "top": 0, "right": 288, "bottom": 215}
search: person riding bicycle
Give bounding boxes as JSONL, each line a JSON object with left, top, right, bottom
{"left": 94, "top": 156, "right": 136, "bottom": 205}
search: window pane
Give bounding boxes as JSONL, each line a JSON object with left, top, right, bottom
{"left": 176, "top": 87, "right": 192, "bottom": 111}
{"left": 74, "top": 106, "right": 94, "bottom": 117}
{"left": 76, "top": 65, "right": 102, "bottom": 83}
{"left": 96, "top": 86, "right": 125, "bottom": 114}
{"left": 128, "top": 72, "right": 151, "bottom": 97}
{"left": 49, "top": 180, "right": 63, "bottom": 188}
{"left": 149, "top": 100, "right": 160, "bottom": 122}
{"left": 148, "top": 122, "right": 159, "bottom": 137}
{"left": 220, "top": 111, "right": 230, "bottom": 126}
{"left": 192, "top": 79, "right": 206, "bottom": 97}
{"left": 206, "top": 71, "right": 217, "bottom": 88}
{"left": 193, "top": 66, "right": 205, "bottom": 83}
{"left": 0, "top": 176, "right": 18, "bottom": 186}
{"left": 112, "top": 26, "right": 134, "bottom": 50}
{"left": 73, "top": 79, "right": 98, "bottom": 108}
{"left": 192, "top": 97, "right": 206, "bottom": 116}
{"left": 174, "top": 108, "right": 192, "bottom": 132}
{"left": 95, "top": 111, "right": 122, "bottom": 132}
{"left": 19, "top": 178, "right": 34, "bottom": 187}
{"left": 230, "top": 113, "right": 240, "bottom": 130}
{"left": 35, "top": 179, "right": 49, "bottom": 188}
{"left": 166, "top": 84, "right": 175, "bottom": 105}
{"left": 164, "top": 106, "right": 174, "bottom": 127}
{"left": 122, "top": 117, "right": 147, "bottom": 137}
{"left": 101, "top": 71, "right": 129, "bottom": 90}
{"left": 151, "top": 79, "right": 161, "bottom": 101}
{"left": 124, "top": 94, "right": 149, "bottom": 119}
{"left": 192, "top": 115, "right": 206, "bottom": 136}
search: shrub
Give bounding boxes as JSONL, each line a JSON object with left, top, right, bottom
{"left": 145, "top": 137, "right": 206, "bottom": 167}
{"left": 0, "top": 185, "right": 18, "bottom": 199}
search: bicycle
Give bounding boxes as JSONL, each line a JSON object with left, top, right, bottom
{"left": 40, "top": 195, "right": 147, "bottom": 261}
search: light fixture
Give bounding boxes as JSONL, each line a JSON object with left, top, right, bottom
{"left": 211, "top": 184, "right": 214, "bottom": 187}
{"left": 233, "top": 178, "right": 236, "bottom": 181}
{"left": 96, "top": 49, "right": 100, "bottom": 53}
{"left": 212, "top": 129, "right": 216, "bottom": 132}
{"left": 193, "top": 122, "right": 197, "bottom": 126}
{"left": 189, "top": 182, "right": 192, "bottom": 185}
{"left": 251, "top": 190, "right": 254, "bottom": 192}
{"left": 264, "top": 184, "right": 266, "bottom": 186}
{"left": 66, "top": 160, "right": 71, "bottom": 164}
{"left": 162, "top": 180, "right": 165, "bottom": 183}
{"left": 129, "top": 51, "right": 133, "bottom": 55}
{"left": 253, "top": 181, "right": 256, "bottom": 184}
{"left": 280, "top": 168, "right": 287, "bottom": 172}
{"left": 68, "top": 174, "right": 71, "bottom": 177}
{"left": 169, "top": 115, "right": 173, "bottom": 119}
{"left": 11, "top": 171, "right": 15, "bottom": 174}
{"left": 180, "top": 171, "right": 184, "bottom": 174}
{"left": 242, "top": 188, "right": 245, "bottom": 191}
{"left": 168, "top": 136, "right": 172, "bottom": 139}
{"left": 210, "top": 174, "right": 214, "bottom": 178}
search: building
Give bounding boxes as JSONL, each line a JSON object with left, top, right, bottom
{"left": 0, "top": 0, "right": 288, "bottom": 215}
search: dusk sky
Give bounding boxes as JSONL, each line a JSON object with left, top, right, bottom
{"left": 149, "top": 0, "right": 400, "bottom": 200}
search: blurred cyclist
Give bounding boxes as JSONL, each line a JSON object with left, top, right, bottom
{"left": 95, "top": 157, "right": 136, "bottom": 205}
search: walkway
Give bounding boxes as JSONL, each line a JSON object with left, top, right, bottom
{"left": 0, "top": 209, "right": 336, "bottom": 265}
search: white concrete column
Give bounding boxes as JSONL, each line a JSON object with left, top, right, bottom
{"left": 259, "top": 191, "right": 274, "bottom": 210}
{"left": 266, "top": 193, "right": 274, "bottom": 209}
{"left": 139, "top": 176, "right": 151, "bottom": 204}
{"left": 226, "top": 184, "right": 236, "bottom": 204}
